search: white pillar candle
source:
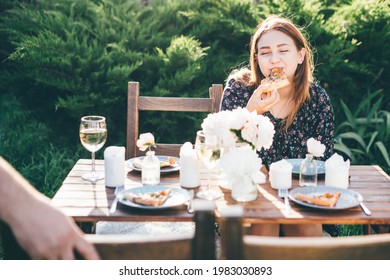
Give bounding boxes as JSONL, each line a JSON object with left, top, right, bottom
{"left": 180, "top": 142, "right": 200, "bottom": 188}
{"left": 325, "top": 153, "right": 350, "bottom": 189}
{"left": 269, "top": 159, "right": 293, "bottom": 189}
{"left": 325, "top": 166, "right": 349, "bottom": 189}
{"left": 104, "top": 146, "right": 125, "bottom": 188}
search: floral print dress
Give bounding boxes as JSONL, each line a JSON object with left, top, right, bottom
{"left": 221, "top": 78, "right": 334, "bottom": 168}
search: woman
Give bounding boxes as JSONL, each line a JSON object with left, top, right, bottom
{"left": 221, "top": 15, "right": 335, "bottom": 237}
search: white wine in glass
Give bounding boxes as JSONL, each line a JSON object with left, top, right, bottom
{"left": 195, "top": 130, "right": 223, "bottom": 200}
{"left": 79, "top": 115, "right": 107, "bottom": 182}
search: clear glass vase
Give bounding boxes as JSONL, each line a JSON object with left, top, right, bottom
{"left": 141, "top": 151, "right": 160, "bottom": 185}
{"left": 231, "top": 176, "right": 258, "bottom": 202}
{"left": 299, "top": 154, "right": 317, "bottom": 187}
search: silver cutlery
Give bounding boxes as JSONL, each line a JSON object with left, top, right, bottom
{"left": 360, "top": 202, "right": 372, "bottom": 216}
{"left": 109, "top": 185, "right": 124, "bottom": 214}
{"left": 278, "top": 188, "right": 291, "bottom": 215}
{"left": 187, "top": 190, "right": 195, "bottom": 214}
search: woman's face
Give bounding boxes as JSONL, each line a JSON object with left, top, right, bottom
{"left": 256, "top": 30, "right": 305, "bottom": 82}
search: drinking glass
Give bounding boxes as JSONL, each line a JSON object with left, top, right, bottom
{"left": 195, "top": 130, "right": 223, "bottom": 200}
{"left": 79, "top": 116, "right": 107, "bottom": 182}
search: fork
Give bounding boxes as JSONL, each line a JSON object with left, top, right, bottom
{"left": 186, "top": 190, "right": 195, "bottom": 214}
{"left": 109, "top": 185, "right": 124, "bottom": 214}
{"left": 278, "top": 188, "right": 291, "bottom": 215}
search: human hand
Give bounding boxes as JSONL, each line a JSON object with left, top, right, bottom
{"left": 246, "top": 85, "right": 280, "bottom": 115}
{"left": 11, "top": 199, "right": 100, "bottom": 260}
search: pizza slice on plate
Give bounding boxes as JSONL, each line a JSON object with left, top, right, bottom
{"left": 294, "top": 192, "right": 341, "bottom": 207}
{"left": 123, "top": 187, "right": 172, "bottom": 207}
{"left": 159, "top": 157, "right": 177, "bottom": 168}
{"left": 133, "top": 157, "right": 177, "bottom": 169}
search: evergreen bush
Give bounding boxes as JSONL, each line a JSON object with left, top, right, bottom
{"left": 0, "top": 0, "right": 388, "bottom": 193}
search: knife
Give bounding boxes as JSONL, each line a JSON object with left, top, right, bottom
{"left": 360, "top": 202, "right": 371, "bottom": 216}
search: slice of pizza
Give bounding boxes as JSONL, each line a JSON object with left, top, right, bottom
{"left": 160, "top": 157, "right": 177, "bottom": 168}
{"left": 133, "top": 157, "right": 177, "bottom": 169}
{"left": 261, "top": 67, "right": 290, "bottom": 92}
{"left": 123, "top": 187, "right": 172, "bottom": 207}
{"left": 294, "top": 192, "right": 341, "bottom": 207}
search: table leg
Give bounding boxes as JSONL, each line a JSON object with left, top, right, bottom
{"left": 77, "top": 222, "right": 96, "bottom": 234}
{"left": 363, "top": 225, "right": 372, "bottom": 235}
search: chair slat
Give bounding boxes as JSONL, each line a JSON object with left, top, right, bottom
{"left": 139, "top": 97, "right": 213, "bottom": 112}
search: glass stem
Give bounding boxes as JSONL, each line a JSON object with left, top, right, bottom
{"left": 91, "top": 151, "right": 96, "bottom": 174}
{"left": 207, "top": 168, "right": 212, "bottom": 191}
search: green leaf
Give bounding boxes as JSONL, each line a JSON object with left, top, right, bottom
{"left": 375, "top": 142, "right": 390, "bottom": 168}
{"left": 340, "top": 100, "right": 356, "bottom": 127}
{"left": 366, "top": 131, "right": 378, "bottom": 153}
{"left": 338, "top": 132, "right": 366, "bottom": 150}
{"left": 379, "top": 110, "right": 390, "bottom": 140}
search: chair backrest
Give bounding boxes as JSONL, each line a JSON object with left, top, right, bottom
{"left": 86, "top": 200, "right": 216, "bottom": 260}
{"left": 219, "top": 206, "right": 390, "bottom": 260}
{"left": 126, "top": 81, "right": 223, "bottom": 159}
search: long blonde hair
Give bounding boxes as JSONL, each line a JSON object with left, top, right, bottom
{"left": 230, "top": 15, "right": 314, "bottom": 130}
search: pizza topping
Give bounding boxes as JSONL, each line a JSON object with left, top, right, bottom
{"left": 123, "top": 187, "right": 172, "bottom": 207}
{"left": 294, "top": 191, "right": 341, "bottom": 207}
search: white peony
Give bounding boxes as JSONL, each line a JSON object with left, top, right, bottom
{"left": 136, "top": 132, "right": 155, "bottom": 152}
{"left": 201, "top": 107, "right": 275, "bottom": 152}
{"left": 253, "top": 114, "right": 275, "bottom": 150}
{"left": 307, "top": 137, "right": 326, "bottom": 157}
{"left": 220, "top": 148, "right": 266, "bottom": 184}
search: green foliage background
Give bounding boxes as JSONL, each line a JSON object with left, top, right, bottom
{"left": 0, "top": 0, "right": 389, "bottom": 201}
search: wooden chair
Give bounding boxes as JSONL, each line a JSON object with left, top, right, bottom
{"left": 219, "top": 206, "right": 390, "bottom": 260}
{"left": 85, "top": 200, "right": 216, "bottom": 260}
{"left": 1, "top": 200, "right": 216, "bottom": 260}
{"left": 126, "top": 81, "right": 223, "bottom": 159}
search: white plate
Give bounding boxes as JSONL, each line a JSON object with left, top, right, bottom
{"left": 119, "top": 185, "right": 190, "bottom": 210}
{"left": 126, "top": 156, "right": 180, "bottom": 173}
{"left": 285, "top": 158, "right": 326, "bottom": 175}
{"left": 289, "top": 186, "right": 363, "bottom": 210}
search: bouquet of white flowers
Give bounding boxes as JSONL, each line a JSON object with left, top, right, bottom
{"left": 200, "top": 108, "right": 275, "bottom": 202}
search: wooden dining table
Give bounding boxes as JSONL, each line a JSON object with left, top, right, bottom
{"left": 51, "top": 159, "right": 390, "bottom": 234}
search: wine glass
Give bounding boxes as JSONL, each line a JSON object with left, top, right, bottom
{"left": 195, "top": 130, "right": 223, "bottom": 200}
{"left": 79, "top": 116, "right": 107, "bottom": 182}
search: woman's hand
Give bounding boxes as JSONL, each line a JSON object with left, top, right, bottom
{"left": 246, "top": 84, "right": 280, "bottom": 115}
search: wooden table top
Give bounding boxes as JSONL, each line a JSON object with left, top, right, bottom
{"left": 51, "top": 159, "right": 390, "bottom": 226}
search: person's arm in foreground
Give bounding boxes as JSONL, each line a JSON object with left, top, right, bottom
{"left": 0, "top": 157, "right": 99, "bottom": 259}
